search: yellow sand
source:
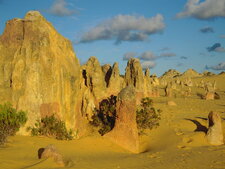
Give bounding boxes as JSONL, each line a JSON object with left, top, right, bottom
{"left": 1, "top": 74, "right": 225, "bottom": 169}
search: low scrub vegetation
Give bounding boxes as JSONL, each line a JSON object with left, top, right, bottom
{"left": 0, "top": 103, "right": 27, "bottom": 145}
{"left": 27, "top": 114, "right": 73, "bottom": 140}
{"left": 90, "top": 95, "right": 117, "bottom": 136}
{"left": 136, "top": 97, "right": 161, "bottom": 135}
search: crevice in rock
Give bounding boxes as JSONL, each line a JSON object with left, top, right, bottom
{"left": 82, "top": 69, "right": 87, "bottom": 87}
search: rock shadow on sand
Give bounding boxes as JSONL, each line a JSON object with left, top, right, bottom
{"left": 184, "top": 118, "right": 208, "bottom": 133}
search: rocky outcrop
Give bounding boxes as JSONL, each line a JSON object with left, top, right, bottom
{"left": 0, "top": 11, "right": 155, "bottom": 137}
{"left": 144, "top": 69, "right": 152, "bottom": 95}
{"left": 206, "top": 112, "right": 224, "bottom": 145}
{"left": 101, "top": 64, "right": 112, "bottom": 87}
{"left": 0, "top": 11, "right": 81, "bottom": 133}
{"left": 160, "top": 69, "right": 181, "bottom": 79}
{"left": 81, "top": 57, "right": 106, "bottom": 100}
{"left": 108, "top": 62, "right": 124, "bottom": 95}
{"left": 105, "top": 86, "right": 139, "bottom": 153}
{"left": 124, "top": 58, "right": 144, "bottom": 91}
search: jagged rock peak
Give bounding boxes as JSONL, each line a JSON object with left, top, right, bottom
{"left": 111, "top": 62, "right": 120, "bottom": 76}
{"left": 145, "top": 68, "right": 150, "bottom": 77}
{"left": 161, "top": 69, "right": 180, "bottom": 78}
{"left": 86, "top": 56, "right": 100, "bottom": 67}
{"left": 24, "top": 11, "right": 44, "bottom": 20}
{"left": 102, "top": 64, "right": 111, "bottom": 75}
{"left": 125, "top": 58, "right": 144, "bottom": 90}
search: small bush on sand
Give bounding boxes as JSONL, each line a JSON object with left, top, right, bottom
{"left": 0, "top": 103, "right": 27, "bottom": 145}
{"left": 136, "top": 97, "right": 161, "bottom": 135}
{"left": 90, "top": 95, "right": 117, "bottom": 136}
{"left": 27, "top": 114, "right": 73, "bottom": 140}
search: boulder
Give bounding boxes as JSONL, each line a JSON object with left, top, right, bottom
{"left": 167, "top": 101, "right": 177, "bottom": 106}
{"left": 105, "top": 86, "right": 139, "bottom": 153}
{"left": 38, "top": 145, "right": 67, "bottom": 167}
{"left": 206, "top": 112, "right": 224, "bottom": 145}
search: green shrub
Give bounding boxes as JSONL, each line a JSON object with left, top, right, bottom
{"left": 0, "top": 103, "right": 27, "bottom": 145}
{"left": 27, "top": 114, "right": 73, "bottom": 140}
{"left": 136, "top": 97, "right": 161, "bottom": 135}
{"left": 90, "top": 95, "right": 117, "bottom": 136}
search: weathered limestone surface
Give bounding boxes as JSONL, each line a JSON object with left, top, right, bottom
{"left": 0, "top": 11, "right": 81, "bottom": 133}
{"left": 124, "top": 58, "right": 145, "bottom": 91}
{"left": 108, "top": 62, "right": 124, "bottom": 95}
{"left": 81, "top": 56, "right": 106, "bottom": 100}
{"left": 206, "top": 112, "right": 224, "bottom": 145}
{"left": 105, "top": 86, "right": 139, "bottom": 153}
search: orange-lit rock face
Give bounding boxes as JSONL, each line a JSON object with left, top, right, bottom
{"left": 0, "top": 11, "right": 81, "bottom": 133}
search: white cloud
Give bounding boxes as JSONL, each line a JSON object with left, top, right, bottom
{"left": 176, "top": 0, "right": 225, "bottom": 20}
{"left": 141, "top": 61, "right": 156, "bottom": 69}
{"left": 79, "top": 14, "right": 165, "bottom": 44}
{"left": 215, "top": 47, "right": 225, "bottom": 52}
{"left": 48, "top": 0, "right": 77, "bottom": 16}
{"left": 123, "top": 52, "right": 137, "bottom": 61}
{"left": 139, "top": 51, "right": 156, "bottom": 60}
{"left": 206, "top": 62, "right": 225, "bottom": 70}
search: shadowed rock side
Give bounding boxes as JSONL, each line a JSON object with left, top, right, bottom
{"left": 105, "top": 86, "right": 139, "bottom": 153}
{"left": 0, "top": 11, "right": 81, "bottom": 133}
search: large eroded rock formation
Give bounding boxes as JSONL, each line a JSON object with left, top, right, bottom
{"left": 0, "top": 11, "right": 81, "bottom": 133}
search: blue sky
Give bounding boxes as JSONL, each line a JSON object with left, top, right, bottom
{"left": 0, "top": 0, "right": 225, "bottom": 76}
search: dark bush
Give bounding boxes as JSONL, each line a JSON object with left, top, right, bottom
{"left": 0, "top": 103, "right": 27, "bottom": 145}
{"left": 90, "top": 95, "right": 117, "bottom": 136}
{"left": 136, "top": 97, "right": 161, "bottom": 135}
{"left": 27, "top": 114, "right": 73, "bottom": 140}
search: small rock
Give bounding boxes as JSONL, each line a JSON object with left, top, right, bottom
{"left": 167, "top": 101, "right": 177, "bottom": 106}
{"left": 38, "top": 144, "right": 67, "bottom": 167}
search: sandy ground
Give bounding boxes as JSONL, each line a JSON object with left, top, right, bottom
{"left": 0, "top": 74, "right": 225, "bottom": 169}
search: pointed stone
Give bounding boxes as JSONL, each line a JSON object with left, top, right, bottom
{"left": 206, "top": 112, "right": 224, "bottom": 145}
{"left": 105, "top": 86, "right": 139, "bottom": 153}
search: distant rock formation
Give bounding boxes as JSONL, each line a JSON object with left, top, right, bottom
{"left": 160, "top": 69, "right": 181, "bottom": 79}
{"left": 180, "top": 69, "right": 202, "bottom": 78}
{"left": 105, "top": 86, "right": 139, "bottom": 153}
{"left": 206, "top": 112, "right": 224, "bottom": 145}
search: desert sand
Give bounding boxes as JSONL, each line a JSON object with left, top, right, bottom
{"left": 0, "top": 73, "right": 225, "bottom": 169}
